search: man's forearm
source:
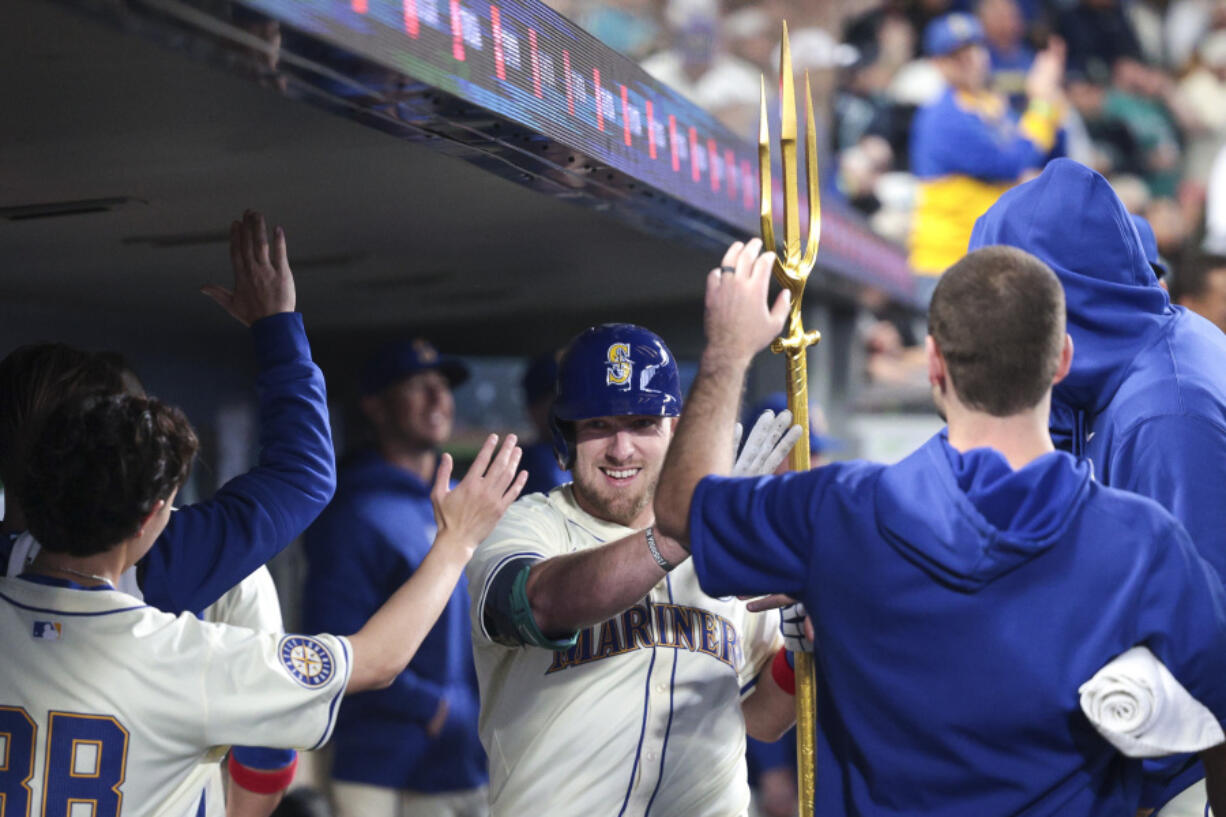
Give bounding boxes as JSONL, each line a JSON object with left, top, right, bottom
{"left": 527, "top": 528, "right": 687, "bottom": 636}
{"left": 656, "top": 348, "right": 751, "bottom": 542}
{"left": 742, "top": 658, "right": 798, "bottom": 743}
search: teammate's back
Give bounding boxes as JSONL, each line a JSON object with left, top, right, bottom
{"left": 691, "top": 438, "right": 1226, "bottom": 814}
{"left": 658, "top": 240, "right": 1226, "bottom": 816}
{"left": 0, "top": 580, "right": 348, "bottom": 815}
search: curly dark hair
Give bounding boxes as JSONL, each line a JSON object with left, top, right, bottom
{"left": 24, "top": 395, "right": 199, "bottom": 557}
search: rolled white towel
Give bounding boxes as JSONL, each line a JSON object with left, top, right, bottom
{"left": 1079, "top": 645, "right": 1225, "bottom": 758}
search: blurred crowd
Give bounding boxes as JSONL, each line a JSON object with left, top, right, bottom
{"left": 214, "top": 0, "right": 1226, "bottom": 392}
{"left": 543, "top": 0, "right": 1226, "bottom": 304}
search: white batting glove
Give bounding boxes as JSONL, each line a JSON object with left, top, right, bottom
{"left": 732, "top": 409, "right": 805, "bottom": 477}
{"left": 781, "top": 603, "right": 813, "bottom": 654}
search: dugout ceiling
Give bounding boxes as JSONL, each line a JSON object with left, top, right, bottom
{"left": 0, "top": 0, "right": 911, "bottom": 358}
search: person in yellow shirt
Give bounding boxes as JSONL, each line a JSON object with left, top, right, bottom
{"left": 908, "top": 13, "right": 1066, "bottom": 298}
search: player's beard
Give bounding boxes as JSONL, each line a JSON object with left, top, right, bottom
{"left": 572, "top": 462, "right": 661, "bottom": 528}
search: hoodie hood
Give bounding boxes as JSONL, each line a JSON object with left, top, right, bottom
{"left": 969, "top": 159, "right": 1172, "bottom": 429}
{"left": 876, "top": 432, "right": 1091, "bottom": 591}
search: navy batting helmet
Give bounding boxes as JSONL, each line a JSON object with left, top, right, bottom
{"left": 550, "top": 324, "right": 681, "bottom": 469}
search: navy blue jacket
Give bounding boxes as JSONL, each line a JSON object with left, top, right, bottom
{"left": 971, "top": 159, "right": 1226, "bottom": 804}
{"left": 302, "top": 450, "right": 485, "bottom": 791}
{"left": 140, "top": 312, "right": 336, "bottom": 615}
{"left": 689, "top": 433, "right": 1226, "bottom": 816}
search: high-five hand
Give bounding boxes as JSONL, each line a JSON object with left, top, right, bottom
{"left": 202, "top": 210, "right": 297, "bottom": 326}
{"left": 705, "top": 239, "right": 791, "bottom": 365}
{"left": 431, "top": 434, "right": 528, "bottom": 559}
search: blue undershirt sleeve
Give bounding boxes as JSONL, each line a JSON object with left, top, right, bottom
{"left": 139, "top": 313, "right": 336, "bottom": 615}
{"left": 230, "top": 746, "right": 296, "bottom": 771}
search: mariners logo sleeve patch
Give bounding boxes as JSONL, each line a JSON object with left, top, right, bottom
{"left": 278, "top": 635, "right": 335, "bottom": 688}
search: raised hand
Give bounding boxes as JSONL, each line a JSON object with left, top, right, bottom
{"left": 202, "top": 210, "right": 296, "bottom": 326}
{"left": 704, "top": 239, "right": 791, "bottom": 365}
{"left": 1026, "top": 37, "right": 1066, "bottom": 105}
{"left": 431, "top": 434, "right": 527, "bottom": 559}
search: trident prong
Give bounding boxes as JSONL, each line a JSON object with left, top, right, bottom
{"left": 760, "top": 22, "right": 822, "bottom": 355}
{"left": 800, "top": 71, "right": 821, "bottom": 271}
{"left": 778, "top": 20, "right": 800, "bottom": 268}
{"left": 758, "top": 76, "right": 776, "bottom": 261}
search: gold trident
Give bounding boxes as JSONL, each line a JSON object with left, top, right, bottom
{"left": 759, "top": 20, "right": 821, "bottom": 816}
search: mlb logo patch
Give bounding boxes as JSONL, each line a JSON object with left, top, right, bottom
{"left": 32, "top": 621, "right": 62, "bottom": 640}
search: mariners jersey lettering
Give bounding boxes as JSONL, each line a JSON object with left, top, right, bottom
{"left": 467, "top": 485, "right": 782, "bottom": 817}
{"left": 0, "top": 576, "right": 351, "bottom": 817}
{"left": 545, "top": 601, "right": 744, "bottom": 674}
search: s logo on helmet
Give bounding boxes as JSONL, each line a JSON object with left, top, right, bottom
{"left": 606, "top": 343, "right": 632, "bottom": 388}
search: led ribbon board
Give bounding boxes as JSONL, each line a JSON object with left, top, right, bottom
{"left": 240, "top": 0, "right": 915, "bottom": 299}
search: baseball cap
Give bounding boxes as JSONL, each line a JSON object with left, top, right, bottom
{"left": 1130, "top": 214, "right": 1169, "bottom": 280}
{"left": 746, "top": 392, "right": 843, "bottom": 455}
{"left": 923, "top": 13, "right": 985, "bottom": 57}
{"left": 360, "top": 338, "right": 469, "bottom": 396}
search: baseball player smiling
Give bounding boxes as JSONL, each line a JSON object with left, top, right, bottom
{"left": 467, "top": 323, "right": 800, "bottom": 817}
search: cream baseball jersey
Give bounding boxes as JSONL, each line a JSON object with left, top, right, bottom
{"left": 0, "top": 575, "right": 350, "bottom": 816}
{"left": 202, "top": 564, "right": 283, "bottom": 631}
{"left": 7, "top": 535, "right": 289, "bottom": 816}
{"left": 466, "top": 485, "right": 782, "bottom": 817}
{"left": 6, "top": 532, "right": 283, "bottom": 627}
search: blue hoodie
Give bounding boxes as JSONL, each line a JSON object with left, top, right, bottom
{"left": 971, "top": 159, "right": 1226, "bottom": 804}
{"left": 302, "top": 450, "right": 486, "bottom": 792}
{"left": 688, "top": 433, "right": 1226, "bottom": 816}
